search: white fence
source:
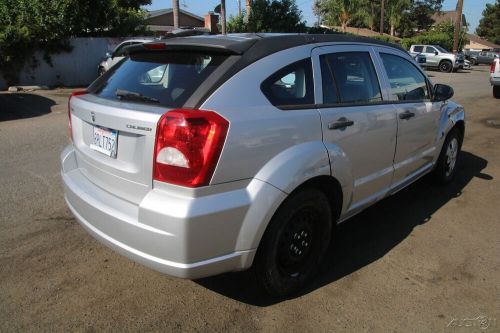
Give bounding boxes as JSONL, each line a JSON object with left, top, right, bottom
{"left": 0, "top": 37, "right": 139, "bottom": 90}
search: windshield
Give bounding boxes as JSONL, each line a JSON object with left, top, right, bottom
{"left": 89, "top": 51, "right": 228, "bottom": 108}
{"left": 434, "top": 46, "right": 449, "bottom": 53}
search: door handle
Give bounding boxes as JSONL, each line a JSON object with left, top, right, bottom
{"left": 328, "top": 117, "right": 354, "bottom": 130}
{"left": 399, "top": 111, "right": 416, "bottom": 120}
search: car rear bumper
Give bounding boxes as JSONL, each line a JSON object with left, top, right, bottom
{"left": 490, "top": 76, "right": 500, "bottom": 86}
{"left": 60, "top": 145, "right": 282, "bottom": 279}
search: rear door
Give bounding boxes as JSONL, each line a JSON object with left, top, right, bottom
{"left": 70, "top": 49, "right": 229, "bottom": 203}
{"left": 312, "top": 45, "right": 397, "bottom": 212}
{"left": 374, "top": 47, "right": 441, "bottom": 188}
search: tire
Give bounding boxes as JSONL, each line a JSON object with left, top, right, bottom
{"left": 439, "top": 60, "right": 453, "bottom": 73}
{"left": 253, "top": 188, "right": 333, "bottom": 297}
{"left": 433, "top": 128, "right": 462, "bottom": 184}
{"left": 470, "top": 58, "right": 477, "bottom": 66}
{"left": 494, "top": 86, "right": 500, "bottom": 99}
{"left": 98, "top": 67, "right": 106, "bottom": 76}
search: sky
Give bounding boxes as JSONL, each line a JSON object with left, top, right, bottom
{"left": 145, "top": 0, "right": 495, "bottom": 34}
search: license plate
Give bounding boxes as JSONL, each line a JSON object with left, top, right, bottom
{"left": 90, "top": 125, "right": 118, "bottom": 158}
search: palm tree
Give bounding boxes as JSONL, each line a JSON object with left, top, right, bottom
{"left": 387, "top": 0, "right": 411, "bottom": 36}
{"left": 316, "top": 0, "right": 368, "bottom": 33}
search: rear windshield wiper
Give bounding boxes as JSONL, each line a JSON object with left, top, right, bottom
{"left": 115, "top": 89, "right": 160, "bottom": 104}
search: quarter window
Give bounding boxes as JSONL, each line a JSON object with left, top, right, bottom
{"left": 261, "top": 59, "right": 314, "bottom": 108}
{"left": 320, "top": 52, "right": 382, "bottom": 104}
{"left": 380, "top": 53, "right": 430, "bottom": 101}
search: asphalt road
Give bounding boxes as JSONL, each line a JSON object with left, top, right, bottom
{"left": 1, "top": 66, "right": 499, "bottom": 332}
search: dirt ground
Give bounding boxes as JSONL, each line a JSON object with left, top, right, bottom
{"left": 0, "top": 66, "right": 499, "bottom": 332}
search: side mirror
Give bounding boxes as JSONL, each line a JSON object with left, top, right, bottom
{"left": 433, "top": 84, "right": 454, "bottom": 102}
{"left": 105, "top": 51, "right": 112, "bottom": 59}
{"left": 434, "top": 51, "right": 439, "bottom": 56}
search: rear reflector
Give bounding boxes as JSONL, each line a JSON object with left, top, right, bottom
{"left": 68, "top": 90, "right": 87, "bottom": 141}
{"left": 153, "top": 109, "right": 229, "bottom": 187}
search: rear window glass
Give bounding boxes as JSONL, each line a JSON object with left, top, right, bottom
{"left": 89, "top": 51, "right": 228, "bottom": 108}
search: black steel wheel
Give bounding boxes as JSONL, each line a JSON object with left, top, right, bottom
{"left": 254, "top": 188, "right": 333, "bottom": 297}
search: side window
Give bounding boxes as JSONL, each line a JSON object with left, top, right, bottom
{"left": 413, "top": 46, "right": 424, "bottom": 53}
{"left": 320, "top": 52, "right": 382, "bottom": 104}
{"left": 425, "top": 46, "right": 436, "bottom": 54}
{"left": 380, "top": 53, "right": 430, "bottom": 102}
{"left": 261, "top": 58, "right": 314, "bottom": 107}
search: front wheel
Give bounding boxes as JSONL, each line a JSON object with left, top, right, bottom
{"left": 494, "top": 86, "right": 500, "bottom": 99}
{"left": 433, "top": 129, "right": 462, "bottom": 184}
{"left": 253, "top": 188, "right": 333, "bottom": 297}
{"left": 470, "top": 58, "right": 477, "bottom": 66}
{"left": 439, "top": 61, "right": 453, "bottom": 73}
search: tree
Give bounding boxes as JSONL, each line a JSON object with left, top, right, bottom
{"left": 387, "top": 0, "right": 411, "bottom": 36}
{"left": 0, "top": 0, "right": 151, "bottom": 85}
{"left": 476, "top": 0, "right": 500, "bottom": 45}
{"left": 227, "top": 0, "right": 306, "bottom": 33}
{"left": 396, "top": 0, "right": 444, "bottom": 37}
{"left": 315, "top": 0, "right": 369, "bottom": 32}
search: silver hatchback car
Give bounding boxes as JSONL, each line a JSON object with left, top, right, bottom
{"left": 61, "top": 34, "right": 465, "bottom": 296}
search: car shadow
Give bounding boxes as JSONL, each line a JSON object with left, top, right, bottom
{"left": 0, "top": 93, "right": 55, "bottom": 121}
{"left": 195, "top": 151, "right": 490, "bottom": 306}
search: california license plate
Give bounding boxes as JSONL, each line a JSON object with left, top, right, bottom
{"left": 90, "top": 125, "right": 118, "bottom": 158}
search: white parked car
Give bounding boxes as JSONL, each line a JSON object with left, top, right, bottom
{"left": 98, "top": 39, "right": 153, "bottom": 76}
{"left": 491, "top": 58, "right": 500, "bottom": 98}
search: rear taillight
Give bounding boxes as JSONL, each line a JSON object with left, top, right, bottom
{"left": 153, "top": 109, "right": 229, "bottom": 187}
{"left": 68, "top": 90, "right": 87, "bottom": 141}
{"left": 491, "top": 61, "right": 497, "bottom": 73}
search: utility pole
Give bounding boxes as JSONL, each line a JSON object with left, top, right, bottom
{"left": 172, "top": 0, "right": 179, "bottom": 29}
{"left": 221, "top": 0, "right": 227, "bottom": 35}
{"left": 238, "top": 0, "right": 242, "bottom": 16}
{"left": 246, "top": 0, "right": 252, "bottom": 20}
{"left": 380, "top": 0, "right": 385, "bottom": 35}
{"left": 453, "top": 0, "right": 464, "bottom": 52}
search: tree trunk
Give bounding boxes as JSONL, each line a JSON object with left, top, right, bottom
{"left": 172, "top": 0, "right": 179, "bottom": 29}
{"left": 246, "top": 0, "right": 252, "bottom": 20}
{"left": 390, "top": 24, "right": 395, "bottom": 36}
{"left": 342, "top": 22, "right": 347, "bottom": 33}
{"left": 221, "top": 0, "right": 226, "bottom": 35}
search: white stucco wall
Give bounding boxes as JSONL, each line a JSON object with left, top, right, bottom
{"left": 0, "top": 37, "right": 135, "bottom": 90}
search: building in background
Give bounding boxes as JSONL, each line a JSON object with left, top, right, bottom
{"left": 145, "top": 8, "right": 204, "bottom": 34}
{"left": 465, "top": 34, "right": 500, "bottom": 51}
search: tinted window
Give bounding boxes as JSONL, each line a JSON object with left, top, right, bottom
{"left": 320, "top": 52, "right": 382, "bottom": 104}
{"left": 413, "top": 46, "right": 424, "bottom": 53}
{"left": 261, "top": 59, "right": 314, "bottom": 107}
{"left": 89, "top": 51, "right": 228, "bottom": 108}
{"left": 380, "top": 53, "right": 430, "bottom": 101}
{"left": 425, "top": 46, "right": 436, "bottom": 54}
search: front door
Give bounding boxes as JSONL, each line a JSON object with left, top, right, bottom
{"left": 374, "top": 48, "right": 442, "bottom": 188}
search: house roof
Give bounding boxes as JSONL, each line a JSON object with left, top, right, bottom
{"left": 147, "top": 8, "right": 204, "bottom": 22}
{"left": 466, "top": 34, "right": 500, "bottom": 48}
{"left": 432, "top": 10, "right": 467, "bottom": 27}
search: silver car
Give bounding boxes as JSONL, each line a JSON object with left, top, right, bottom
{"left": 62, "top": 34, "right": 465, "bottom": 296}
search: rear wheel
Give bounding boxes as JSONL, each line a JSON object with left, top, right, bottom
{"left": 254, "top": 188, "right": 333, "bottom": 297}
{"left": 439, "top": 60, "right": 453, "bottom": 73}
{"left": 494, "top": 86, "right": 500, "bottom": 99}
{"left": 433, "top": 129, "right": 462, "bottom": 184}
{"left": 470, "top": 58, "right": 477, "bottom": 66}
